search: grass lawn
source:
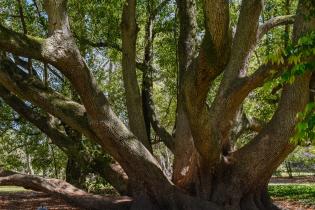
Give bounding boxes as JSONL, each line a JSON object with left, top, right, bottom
{"left": 0, "top": 186, "right": 28, "bottom": 193}
{"left": 268, "top": 184, "right": 315, "bottom": 205}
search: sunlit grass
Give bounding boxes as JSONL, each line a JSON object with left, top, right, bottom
{"left": 0, "top": 186, "right": 28, "bottom": 193}
{"left": 268, "top": 184, "right": 315, "bottom": 205}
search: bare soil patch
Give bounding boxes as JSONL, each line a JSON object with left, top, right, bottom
{"left": 275, "top": 198, "right": 315, "bottom": 210}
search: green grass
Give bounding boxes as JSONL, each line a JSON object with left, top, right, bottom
{"left": 268, "top": 184, "right": 315, "bottom": 205}
{"left": 0, "top": 186, "right": 28, "bottom": 193}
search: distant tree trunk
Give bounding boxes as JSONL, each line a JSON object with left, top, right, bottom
{"left": 66, "top": 157, "right": 85, "bottom": 188}
{"left": 285, "top": 161, "right": 293, "bottom": 178}
{"left": 25, "top": 149, "right": 34, "bottom": 175}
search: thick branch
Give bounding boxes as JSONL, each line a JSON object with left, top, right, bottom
{"left": 121, "top": 0, "right": 151, "bottom": 151}
{"left": 203, "top": 0, "right": 230, "bottom": 67}
{"left": 0, "top": 85, "right": 74, "bottom": 153}
{"left": 0, "top": 24, "right": 44, "bottom": 61}
{"left": 43, "top": 0, "right": 70, "bottom": 35}
{"left": 149, "top": 107, "right": 175, "bottom": 152}
{"left": 0, "top": 168, "right": 132, "bottom": 210}
{"left": 0, "top": 85, "right": 129, "bottom": 194}
{"left": 172, "top": 0, "right": 201, "bottom": 192}
{"left": 0, "top": 59, "right": 97, "bottom": 143}
{"left": 140, "top": 0, "right": 175, "bottom": 152}
{"left": 190, "top": 0, "right": 264, "bottom": 160}
{"left": 145, "top": 86, "right": 175, "bottom": 151}
{"left": 258, "top": 15, "right": 296, "bottom": 40}
{"left": 234, "top": 0, "right": 315, "bottom": 192}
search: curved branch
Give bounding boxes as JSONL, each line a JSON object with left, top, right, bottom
{"left": 74, "top": 33, "right": 122, "bottom": 51}
{"left": 0, "top": 168, "right": 132, "bottom": 210}
{"left": 0, "top": 24, "right": 44, "bottom": 61}
{"left": 0, "top": 85, "right": 129, "bottom": 194}
{"left": 0, "top": 59, "right": 97, "bottom": 143}
{"left": 147, "top": 92, "right": 175, "bottom": 152}
{"left": 258, "top": 15, "right": 296, "bottom": 40}
{"left": 0, "top": 85, "right": 74, "bottom": 153}
{"left": 234, "top": 0, "right": 315, "bottom": 192}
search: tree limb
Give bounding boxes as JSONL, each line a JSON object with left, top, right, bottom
{"left": 0, "top": 59, "right": 97, "bottom": 143}
{"left": 0, "top": 24, "right": 44, "bottom": 61}
{"left": 74, "top": 33, "right": 122, "bottom": 51}
{"left": 189, "top": 0, "right": 264, "bottom": 160}
{"left": 234, "top": 0, "right": 315, "bottom": 192}
{"left": 147, "top": 92, "right": 175, "bottom": 152}
{"left": 0, "top": 85, "right": 74, "bottom": 153}
{"left": 258, "top": 15, "right": 296, "bottom": 40}
{"left": 0, "top": 85, "right": 129, "bottom": 194}
{"left": 121, "top": 0, "right": 151, "bottom": 151}
{"left": 0, "top": 168, "right": 132, "bottom": 210}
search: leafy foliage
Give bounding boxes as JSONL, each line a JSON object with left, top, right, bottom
{"left": 292, "top": 103, "right": 315, "bottom": 145}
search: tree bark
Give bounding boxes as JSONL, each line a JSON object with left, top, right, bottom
{"left": 121, "top": 0, "right": 151, "bottom": 151}
{"left": 0, "top": 168, "right": 132, "bottom": 210}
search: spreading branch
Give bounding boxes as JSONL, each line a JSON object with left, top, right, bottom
{"left": 74, "top": 33, "right": 122, "bottom": 51}
{"left": 0, "top": 24, "right": 44, "bottom": 61}
{"left": 0, "top": 59, "right": 97, "bottom": 143}
{"left": 234, "top": 1, "right": 315, "bottom": 192}
{"left": 258, "top": 15, "right": 296, "bottom": 40}
{"left": 0, "top": 85, "right": 129, "bottom": 194}
{"left": 121, "top": 0, "right": 151, "bottom": 151}
{"left": 0, "top": 168, "right": 132, "bottom": 210}
{"left": 188, "top": 0, "right": 265, "bottom": 160}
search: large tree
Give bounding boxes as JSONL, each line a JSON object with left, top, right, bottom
{"left": 0, "top": 0, "right": 314, "bottom": 209}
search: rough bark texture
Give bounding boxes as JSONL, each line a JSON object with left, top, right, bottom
{"left": 0, "top": 168, "right": 132, "bottom": 210}
{"left": 172, "top": 0, "right": 199, "bottom": 194}
{"left": 121, "top": 0, "right": 151, "bottom": 151}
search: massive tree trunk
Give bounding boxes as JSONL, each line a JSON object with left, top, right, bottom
{"left": 0, "top": 0, "right": 314, "bottom": 209}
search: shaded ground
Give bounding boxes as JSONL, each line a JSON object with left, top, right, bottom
{"left": 0, "top": 176, "right": 314, "bottom": 209}
{"left": 270, "top": 176, "right": 315, "bottom": 184}
{"left": 0, "top": 191, "right": 81, "bottom": 210}
{"left": 274, "top": 198, "right": 315, "bottom": 210}
{"left": 1, "top": 191, "right": 313, "bottom": 210}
